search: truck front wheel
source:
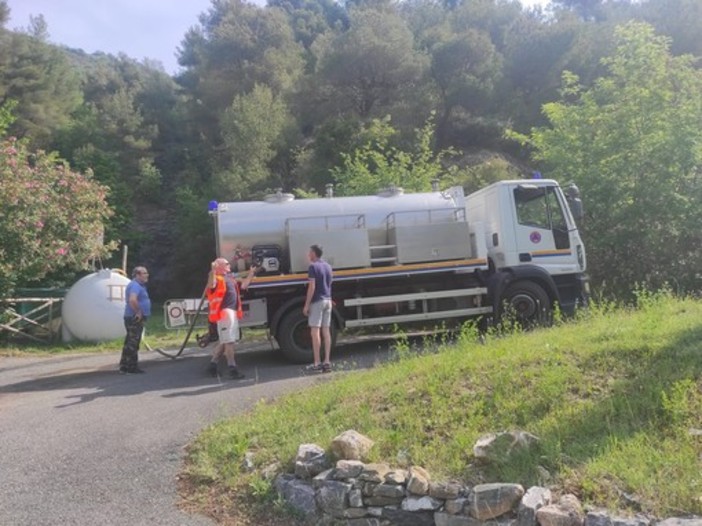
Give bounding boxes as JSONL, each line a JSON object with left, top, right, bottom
{"left": 501, "top": 280, "right": 552, "bottom": 327}
{"left": 276, "top": 309, "right": 337, "bottom": 364}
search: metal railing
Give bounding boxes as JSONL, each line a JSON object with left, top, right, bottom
{"left": 0, "top": 297, "right": 64, "bottom": 343}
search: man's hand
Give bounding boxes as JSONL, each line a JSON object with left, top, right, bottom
{"left": 133, "top": 312, "right": 143, "bottom": 322}
{"left": 303, "top": 304, "right": 309, "bottom": 317}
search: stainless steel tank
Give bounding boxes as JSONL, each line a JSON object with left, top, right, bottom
{"left": 214, "top": 187, "right": 467, "bottom": 273}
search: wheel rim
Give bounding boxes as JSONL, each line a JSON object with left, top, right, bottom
{"left": 292, "top": 319, "right": 311, "bottom": 351}
{"left": 510, "top": 292, "right": 539, "bottom": 319}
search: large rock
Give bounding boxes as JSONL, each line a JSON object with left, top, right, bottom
{"left": 517, "top": 486, "right": 552, "bottom": 526}
{"left": 342, "top": 507, "right": 370, "bottom": 519}
{"left": 359, "top": 463, "right": 391, "bottom": 483}
{"left": 382, "top": 508, "right": 435, "bottom": 526}
{"left": 385, "top": 469, "right": 409, "bottom": 485}
{"left": 373, "top": 483, "right": 406, "bottom": 499}
{"left": 294, "top": 443, "right": 330, "bottom": 479}
{"left": 317, "top": 480, "right": 352, "bottom": 515}
{"left": 334, "top": 459, "right": 365, "bottom": 480}
{"left": 473, "top": 431, "right": 540, "bottom": 463}
{"left": 274, "top": 474, "right": 317, "bottom": 517}
{"left": 657, "top": 520, "right": 702, "bottom": 526}
{"left": 445, "top": 497, "right": 468, "bottom": 515}
{"left": 407, "top": 466, "right": 431, "bottom": 495}
{"left": 349, "top": 488, "right": 364, "bottom": 507}
{"left": 585, "top": 511, "right": 651, "bottom": 526}
{"left": 312, "top": 468, "right": 334, "bottom": 489}
{"left": 345, "top": 519, "right": 381, "bottom": 526}
{"left": 435, "top": 512, "right": 483, "bottom": 526}
{"left": 429, "top": 481, "right": 462, "bottom": 500}
{"left": 402, "top": 495, "right": 443, "bottom": 511}
{"left": 331, "top": 430, "right": 375, "bottom": 461}
{"left": 536, "top": 494, "right": 584, "bottom": 526}
{"left": 363, "top": 495, "right": 405, "bottom": 506}
{"left": 470, "top": 483, "right": 525, "bottom": 520}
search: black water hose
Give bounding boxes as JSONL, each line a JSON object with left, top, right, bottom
{"left": 152, "top": 287, "right": 208, "bottom": 360}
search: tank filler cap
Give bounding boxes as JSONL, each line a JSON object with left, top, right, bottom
{"left": 377, "top": 185, "right": 404, "bottom": 197}
{"left": 264, "top": 190, "right": 295, "bottom": 203}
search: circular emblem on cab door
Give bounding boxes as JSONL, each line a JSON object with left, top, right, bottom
{"left": 529, "top": 231, "right": 542, "bottom": 244}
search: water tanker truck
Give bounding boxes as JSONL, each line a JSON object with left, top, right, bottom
{"left": 209, "top": 179, "right": 588, "bottom": 363}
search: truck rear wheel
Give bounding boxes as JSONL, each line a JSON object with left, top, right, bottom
{"left": 276, "top": 309, "right": 337, "bottom": 364}
{"left": 501, "top": 280, "right": 552, "bottom": 327}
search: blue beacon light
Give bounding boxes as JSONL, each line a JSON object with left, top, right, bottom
{"left": 208, "top": 200, "right": 218, "bottom": 213}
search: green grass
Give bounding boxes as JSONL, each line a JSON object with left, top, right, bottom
{"left": 184, "top": 293, "right": 702, "bottom": 518}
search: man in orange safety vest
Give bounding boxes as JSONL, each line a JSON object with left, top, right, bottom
{"left": 206, "top": 257, "right": 257, "bottom": 379}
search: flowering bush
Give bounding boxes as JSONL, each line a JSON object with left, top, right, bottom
{"left": 0, "top": 136, "right": 115, "bottom": 297}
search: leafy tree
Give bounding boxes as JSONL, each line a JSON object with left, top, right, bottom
{"left": 0, "top": 135, "right": 114, "bottom": 296}
{"left": 551, "top": 0, "right": 605, "bottom": 22}
{"left": 177, "top": 0, "right": 304, "bottom": 111}
{"left": 514, "top": 22, "right": 702, "bottom": 294}
{"left": 0, "top": 1, "right": 8, "bottom": 26}
{"left": 430, "top": 28, "right": 503, "bottom": 146}
{"left": 218, "top": 84, "right": 293, "bottom": 199}
{"left": 331, "top": 115, "right": 458, "bottom": 196}
{"left": 640, "top": 0, "right": 702, "bottom": 57}
{"left": 0, "top": 31, "right": 82, "bottom": 147}
{"left": 313, "top": 8, "right": 428, "bottom": 119}
{"left": 267, "top": 0, "right": 348, "bottom": 51}
{"left": 53, "top": 54, "right": 159, "bottom": 251}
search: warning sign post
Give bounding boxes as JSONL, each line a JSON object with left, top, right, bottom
{"left": 163, "top": 299, "right": 207, "bottom": 329}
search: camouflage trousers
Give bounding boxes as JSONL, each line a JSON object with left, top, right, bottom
{"left": 119, "top": 317, "right": 145, "bottom": 370}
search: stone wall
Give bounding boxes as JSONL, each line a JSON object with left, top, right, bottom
{"left": 271, "top": 430, "right": 702, "bottom": 526}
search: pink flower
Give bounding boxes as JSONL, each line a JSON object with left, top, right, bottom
{"left": 56, "top": 248, "right": 67, "bottom": 256}
{"left": 35, "top": 221, "right": 44, "bottom": 229}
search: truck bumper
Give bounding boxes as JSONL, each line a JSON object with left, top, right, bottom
{"left": 555, "top": 272, "right": 589, "bottom": 316}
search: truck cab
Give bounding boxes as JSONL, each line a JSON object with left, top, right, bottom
{"left": 466, "top": 179, "right": 588, "bottom": 317}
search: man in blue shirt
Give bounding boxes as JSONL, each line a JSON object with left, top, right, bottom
{"left": 303, "top": 245, "right": 333, "bottom": 372}
{"left": 119, "top": 266, "right": 151, "bottom": 374}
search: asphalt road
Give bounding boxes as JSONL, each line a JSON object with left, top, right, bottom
{"left": 0, "top": 336, "right": 395, "bottom": 526}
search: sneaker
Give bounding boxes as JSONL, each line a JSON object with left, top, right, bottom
{"left": 305, "top": 363, "right": 323, "bottom": 372}
{"left": 207, "top": 362, "right": 218, "bottom": 377}
{"left": 322, "top": 363, "right": 332, "bottom": 373}
{"left": 229, "top": 367, "right": 245, "bottom": 380}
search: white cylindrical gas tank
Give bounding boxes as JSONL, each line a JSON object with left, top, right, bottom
{"left": 61, "top": 269, "right": 130, "bottom": 342}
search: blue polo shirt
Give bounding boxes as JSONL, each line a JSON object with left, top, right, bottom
{"left": 124, "top": 280, "right": 151, "bottom": 318}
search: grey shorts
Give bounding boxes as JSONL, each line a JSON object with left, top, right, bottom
{"left": 217, "top": 308, "right": 240, "bottom": 343}
{"left": 308, "top": 299, "right": 332, "bottom": 328}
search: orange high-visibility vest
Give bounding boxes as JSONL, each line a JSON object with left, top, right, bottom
{"left": 207, "top": 274, "right": 243, "bottom": 322}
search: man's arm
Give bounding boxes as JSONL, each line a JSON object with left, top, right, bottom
{"left": 129, "top": 292, "right": 142, "bottom": 320}
{"left": 208, "top": 264, "right": 217, "bottom": 289}
{"left": 239, "top": 265, "right": 258, "bottom": 291}
{"left": 303, "top": 278, "right": 315, "bottom": 316}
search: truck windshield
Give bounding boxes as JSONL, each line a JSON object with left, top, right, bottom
{"left": 514, "top": 185, "right": 569, "bottom": 249}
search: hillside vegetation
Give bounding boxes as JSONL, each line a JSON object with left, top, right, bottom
{"left": 183, "top": 294, "right": 702, "bottom": 522}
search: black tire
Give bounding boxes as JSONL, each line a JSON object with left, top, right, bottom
{"left": 501, "top": 280, "right": 552, "bottom": 327}
{"left": 276, "top": 308, "right": 338, "bottom": 364}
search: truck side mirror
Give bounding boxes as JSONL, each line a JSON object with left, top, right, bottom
{"left": 564, "top": 183, "right": 584, "bottom": 222}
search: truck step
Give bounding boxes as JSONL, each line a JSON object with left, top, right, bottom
{"left": 369, "top": 244, "right": 396, "bottom": 251}
{"left": 370, "top": 256, "right": 397, "bottom": 265}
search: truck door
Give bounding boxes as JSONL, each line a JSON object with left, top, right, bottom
{"left": 512, "top": 184, "right": 578, "bottom": 273}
